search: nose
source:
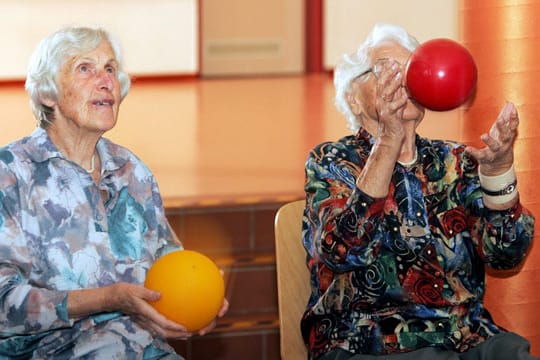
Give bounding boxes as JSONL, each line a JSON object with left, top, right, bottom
{"left": 97, "top": 70, "right": 114, "bottom": 91}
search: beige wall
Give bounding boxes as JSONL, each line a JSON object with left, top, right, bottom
{"left": 323, "top": 0, "right": 459, "bottom": 70}
{"left": 0, "top": 0, "right": 198, "bottom": 80}
{"left": 201, "top": 0, "right": 305, "bottom": 76}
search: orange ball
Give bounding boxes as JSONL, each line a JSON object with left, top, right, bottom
{"left": 144, "top": 250, "right": 225, "bottom": 331}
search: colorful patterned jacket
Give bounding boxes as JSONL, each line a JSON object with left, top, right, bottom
{"left": 301, "top": 128, "right": 534, "bottom": 358}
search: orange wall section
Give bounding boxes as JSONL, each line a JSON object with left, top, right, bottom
{"left": 461, "top": 1, "right": 540, "bottom": 355}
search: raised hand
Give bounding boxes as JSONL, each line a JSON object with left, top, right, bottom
{"left": 374, "top": 59, "right": 409, "bottom": 140}
{"left": 465, "top": 102, "right": 519, "bottom": 175}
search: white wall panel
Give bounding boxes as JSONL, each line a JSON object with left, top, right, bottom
{"left": 0, "top": 0, "right": 198, "bottom": 79}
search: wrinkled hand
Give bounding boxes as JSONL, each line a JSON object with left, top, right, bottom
{"left": 195, "top": 297, "right": 230, "bottom": 336}
{"left": 106, "top": 282, "right": 230, "bottom": 340}
{"left": 106, "top": 282, "right": 191, "bottom": 340}
{"left": 375, "top": 59, "right": 409, "bottom": 140}
{"left": 464, "top": 102, "right": 518, "bottom": 175}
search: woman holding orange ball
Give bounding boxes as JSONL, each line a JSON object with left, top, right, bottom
{"left": 0, "top": 26, "right": 228, "bottom": 359}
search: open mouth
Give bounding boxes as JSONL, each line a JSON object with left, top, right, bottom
{"left": 93, "top": 99, "right": 115, "bottom": 107}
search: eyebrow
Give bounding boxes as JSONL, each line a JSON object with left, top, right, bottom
{"left": 73, "top": 56, "right": 118, "bottom": 66}
{"left": 105, "top": 59, "right": 118, "bottom": 67}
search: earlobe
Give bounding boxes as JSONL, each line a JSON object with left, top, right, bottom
{"left": 347, "top": 93, "right": 362, "bottom": 115}
{"left": 40, "top": 96, "right": 56, "bottom": 108}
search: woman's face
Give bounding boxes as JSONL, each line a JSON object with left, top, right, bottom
{"left": 350, "top": 41, "right": 425, "bottom": 125}
{"left": 46, "top": 40, "right": 121, "bottom": 135}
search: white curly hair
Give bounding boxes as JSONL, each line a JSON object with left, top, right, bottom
{"left": 333, "top": 23, "right": 420, "bottom": 132}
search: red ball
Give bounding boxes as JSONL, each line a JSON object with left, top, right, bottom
{"left": 405, "top": 38, "right": 477, "bottom": 111}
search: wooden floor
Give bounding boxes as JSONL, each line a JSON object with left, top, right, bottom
{"left": 0, "top": 74, "right": 539, "bottom": 356}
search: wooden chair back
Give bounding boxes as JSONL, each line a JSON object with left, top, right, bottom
{"left": 274, "top": 200, "right": 310, "bottom": 359}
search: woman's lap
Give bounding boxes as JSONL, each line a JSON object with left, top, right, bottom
{"left": 319, "top": 332, "right": 539, "bottom": 360}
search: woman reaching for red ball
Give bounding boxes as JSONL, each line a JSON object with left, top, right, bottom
{"left": 301, "top": 23, "right": 536, "bottom": 360}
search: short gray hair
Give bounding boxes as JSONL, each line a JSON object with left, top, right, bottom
{"left": 25, "top": 26, "right": 131, "bottom": 128}
{"left": 334, "top": 23, "right": 419, "bottom": 132}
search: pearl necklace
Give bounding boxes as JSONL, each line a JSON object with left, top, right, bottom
{"left": 85, "top": 153, "right": 96, "bottom": 173}
{"left": 397, "top": 148, "right": 418, "bottom": 167}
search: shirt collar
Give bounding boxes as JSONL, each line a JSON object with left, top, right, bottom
{"left": 25, "top": 127, "right": 129, "bottom": 172}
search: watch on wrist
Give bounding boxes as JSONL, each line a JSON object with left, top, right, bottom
{"left": 481, "top": 179, "right": 517, "bottom": 196}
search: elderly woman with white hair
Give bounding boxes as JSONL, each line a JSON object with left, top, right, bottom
{"left": 0, "top": 27, "right": 227, "bottom": 359}
{"left": 301, "top": 23, "right": 536, "bottom": 359}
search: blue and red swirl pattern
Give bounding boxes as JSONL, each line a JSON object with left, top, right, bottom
{"left": 301, "top": 128, "right": 534, "bottom": 357}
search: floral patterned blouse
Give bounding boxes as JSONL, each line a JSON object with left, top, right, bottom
{"left": 301, "top": 128, "right": 534, "bottom": 358}
{"left": 0, "top": 128, "right": 183, "bottom": 359}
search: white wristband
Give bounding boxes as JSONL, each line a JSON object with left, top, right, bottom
{"left": 478, "top": 165, "right": 518, "bottom": 205}
{"left": 482, "top": 190, "right": 518, "bottom": 205}
{"left": 478, "top": 165, "right": 516, "bottom": 191}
